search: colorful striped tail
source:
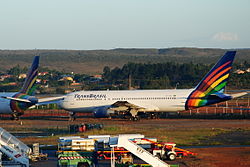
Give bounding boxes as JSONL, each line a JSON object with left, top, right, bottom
{"left": 19, "top": 56, "right": 39, "bottom": 95}
{"left": 185, "top": 51, "right": 236, "bottom": 110}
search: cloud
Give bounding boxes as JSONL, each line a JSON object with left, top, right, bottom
{"left": 212, "top": 32, "right": 239, "bottom": 41}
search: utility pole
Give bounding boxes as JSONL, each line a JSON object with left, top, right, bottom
{"left": 128, "top": 74, "right": 132, "bottom": 90}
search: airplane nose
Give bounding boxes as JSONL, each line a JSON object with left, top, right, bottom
{"left": 58, "top": 98, "right": 71, "bottom": 110}
{"left": 58, "top": 99, "right": 65, "bottom": 109}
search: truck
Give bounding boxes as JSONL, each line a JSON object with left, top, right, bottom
{"left": 57, "top": 136, "right": 98, "bottom": 167}
{"left": 152, "top": 143, "right": 178, "bottom": 161}
{"left": 130, "top": 138, "right": 196, "bottom": 161}
{"left": 57, "top": 151, "right": 97, "bottom": 167}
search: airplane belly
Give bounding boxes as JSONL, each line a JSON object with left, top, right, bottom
{"left": 157, "top": 100, "right": 185, "bottom": 112}
{"left": 61, "top": 99, "right": 113, "bottom": 113}
{"left": 67, "top": 107, "right": 95, "bottom": 113}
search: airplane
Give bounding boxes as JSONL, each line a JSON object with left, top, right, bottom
{"left": 0, "top": 56, "right": 64, "bottom": 120}
{"left": 58, "top": 51, "right": 247, "bottom": 120}
{"left": 0, "top": 56, "right": 40, "bottom": 120}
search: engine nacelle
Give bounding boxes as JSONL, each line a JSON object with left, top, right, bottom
{"left": 93, "top": 106, "right": 115, "bottom": 118}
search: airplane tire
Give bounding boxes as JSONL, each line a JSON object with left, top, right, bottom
{"left": 132, "top": 116, "right": 140, "bottom": 121}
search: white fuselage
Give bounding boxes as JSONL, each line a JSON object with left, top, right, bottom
{"left": 60, "top": 89, "right": 194, "bottom": 113}
{"left": 0, "top": 92, "right": 16, "bottom": 114}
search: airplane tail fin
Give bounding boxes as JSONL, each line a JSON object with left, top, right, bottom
{"left": 19, "top": 56, "right": 39, "bottom": 96}
{"left": 185, "top": 51, "right": 236, "bottom": 109}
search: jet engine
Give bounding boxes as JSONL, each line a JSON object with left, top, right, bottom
{"left": 92, "top": 106, "right": 115, "bottom": 118}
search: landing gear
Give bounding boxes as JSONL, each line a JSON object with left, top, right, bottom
{"left": 129, "top": 116, "right": 140, "bottom": 121}
{"left": 114, "top": 107, "right": 142, "bottom": 121}
{"left": 129, "top": 109, "right": 140, "bottom": 121}
{"left": 123, "top": 110, "right": 140, "bottom": 121}
{"left": 149, "top": 113, "right": 159, "bottom": 119}
{"left": 11, "top": 112, "right": 21, "bottom": 121}
{"left": 11, "top": 115, "right": 20, "bottom": 121}
{"left": 69, "top": 112, "right": 76, "bottom": 121}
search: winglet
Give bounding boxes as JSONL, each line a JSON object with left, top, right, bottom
{"left": 19, "top": 56, "right": 39, "bottom": 95}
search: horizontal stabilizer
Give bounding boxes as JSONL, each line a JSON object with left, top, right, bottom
{"left": 230, "top": 92, "right": 248, "bottom": 99}
{"left": 1, "top": 96, "right": 32, "bottom": 103}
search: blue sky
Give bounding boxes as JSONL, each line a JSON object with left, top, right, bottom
{"left": 0, "top": 0, "right": 249, "bottom": 50}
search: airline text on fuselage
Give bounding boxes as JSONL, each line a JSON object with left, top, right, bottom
{"left": 74, "top": 94, "right": 107, "bottom": 99}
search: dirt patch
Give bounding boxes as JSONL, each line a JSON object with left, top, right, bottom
{"left": 183, "top": 147, "right": 250, "bottom": 167}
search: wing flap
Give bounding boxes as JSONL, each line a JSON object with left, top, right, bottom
{"left": 112, "top": 100, "right": 159, "bottom": 111}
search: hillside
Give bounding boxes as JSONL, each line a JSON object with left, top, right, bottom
{"left": 0, "top": 48, "right": 249, "bottom": 74}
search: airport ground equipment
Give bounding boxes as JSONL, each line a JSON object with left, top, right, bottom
{"left": 140, "top": 138, "right": 195, "bottom": 160}
{"left": 58, "top": 136, "right": 97, "bottom": 151}
{"left": 113, "top": 134, "right": 171, "bottom": 167}
{"left": 29, "top": 143, "right": 48, "bottom": 161}
{"left": 69, "top": 123, "right": 103, "bottom": 133}
{"left": 0, "top": 127, "right": 30, "bottom": 167}
{"left": 151, "top": 143, "right": 177, "bottom": 161}
{"left": 88, "top": 134, "right": 179, "bottom": 166}
{"left": 57, "top": 151, "right": 97, "bottom": 167}
{"left": 136, "top": 138, "right": 196, "bottom": 160}
{"left": 97, "top": 147, "right": 129, "bottom": 160}
{"left": 57, "top": 136, "right": 98, "bottom": 167}
{"left": 58, "top": 134, "right": 181, "bottom": 167}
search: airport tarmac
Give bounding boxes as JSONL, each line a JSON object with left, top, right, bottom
{"left": 30, "top": 146, "right": 250, "bottom": 167}
{"left": 1, "top": 117, "right": 250, "bottom": 167}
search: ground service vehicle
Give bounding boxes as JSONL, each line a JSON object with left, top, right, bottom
{"left": 133, "top": 138, "right": 196, "bottom": 161}
{"left": 57, "top": 136, "right": 98, "bottom": 167}
{"left": 152, "top": 143, "right": 177, "bottom": 161}
{"left": 57, "top": 151, "right": 97, "bottom": 167}
{"left": 151, "top": 142, "right": 196, "bottom": 161}
{"left": 97, "top": 147, "right": 129, "bottom": 160}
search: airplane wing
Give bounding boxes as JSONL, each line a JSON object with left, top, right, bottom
{"left": 37, "top": 96, "right": 65, "bottom": 105}
{"left": 111, "top": 100, "right": 159, "bottom": 112}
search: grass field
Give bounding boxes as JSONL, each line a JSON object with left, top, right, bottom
{"left": 1, "top": 118, "right": 249, "bottom": 146}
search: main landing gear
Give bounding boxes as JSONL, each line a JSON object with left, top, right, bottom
{"left": 69, "top": 112, "right": 76, "bottom": 121}
{"left": 11, "top": 111, "right": 22, "bottom": 121}
{"left": 123, "top": 109, "right": 140, "bottom": 121}
{"left": 129, "top": 116, "right": 140, "bottom": 121}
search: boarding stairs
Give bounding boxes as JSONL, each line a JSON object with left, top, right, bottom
{"left": 0, "top": 127, "right": 30, "bottom": 167}
{"left": 115, "top": 134, "right": 170, "bottom": 167}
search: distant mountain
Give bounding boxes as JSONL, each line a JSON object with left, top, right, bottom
{"left": 0, "top": 48, "right": 249, "bottom": 74}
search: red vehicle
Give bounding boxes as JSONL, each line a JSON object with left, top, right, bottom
{"left": 97, "top": 147, "right": 129, "bottom": 160}
{"left": 133, "top": 138, "right": 196, "bottom": 161}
